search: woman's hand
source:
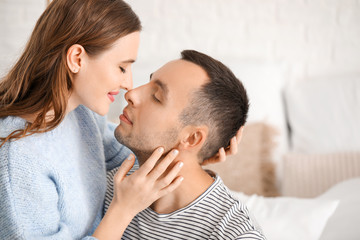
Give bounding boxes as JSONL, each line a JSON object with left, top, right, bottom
{"left": 201, "top": 127, "right": 244, "bottom": 166}
{"left": 111, "top": 147, "right": 183, "bottom": 216}
{"left": 93, "top": 147, "right": 183, "bottom": 240}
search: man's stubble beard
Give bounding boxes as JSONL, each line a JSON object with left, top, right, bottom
{"left": 115, "top": 127, "right": 181, "bottom": 165}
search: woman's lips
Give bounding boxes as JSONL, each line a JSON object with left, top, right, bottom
{"left": 107, "top": 91, "right": 119, "bottom": 102}
{"left": 120, "top": 110, "right": 133, "bottom": 125}
{"left": 107, "top": 93, "right": 115, "bottom": 102}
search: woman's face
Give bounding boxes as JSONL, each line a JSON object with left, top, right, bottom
{"left": 70, "top": 31, "right": 140, "bottom": 116}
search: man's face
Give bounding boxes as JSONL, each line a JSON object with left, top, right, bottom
{"left": 114, "top": 59, "right": 208, "bottom": 164}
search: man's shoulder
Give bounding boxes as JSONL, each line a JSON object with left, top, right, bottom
{"left": 205, "top": 176, "right": 241, "bottom": 206}
{"left": 206, "top": 177, "right": 266, "bottom": 239}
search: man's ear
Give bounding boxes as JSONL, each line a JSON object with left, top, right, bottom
{"left": 179, "top": 126, "right": 208, "bottom": 150}
{"left": 66, "top": 44, "right": 86, "bottom": 74}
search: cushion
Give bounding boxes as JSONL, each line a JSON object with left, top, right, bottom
{"left": 282, "top": 152, "right": 360, "bottom": 197}
{"left": 284, "top": 75, "right": 360, "bottom": 154}
{"left": 231, "top": 191, "right": 339, "bottom": 240}
{"left": 204, "top": 122, "right": 279, "bottom": 196}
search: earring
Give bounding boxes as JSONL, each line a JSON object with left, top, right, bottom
{"left": 73, "top": 68, "right": 78, "bottom": 73}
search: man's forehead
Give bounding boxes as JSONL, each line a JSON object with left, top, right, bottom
{"left": 152, "top": 59, "right": 208, "bottom": 90}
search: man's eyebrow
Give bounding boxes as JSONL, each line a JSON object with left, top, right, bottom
{"left": 121, "top": 59, "right": 136, "bottom": 64}
{"left": 150, "top": 73, "right": 168, "bottom": 100}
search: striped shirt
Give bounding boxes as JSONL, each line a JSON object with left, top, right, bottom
{"left": 105, "top": 166, "right": 266, "bottom": 240}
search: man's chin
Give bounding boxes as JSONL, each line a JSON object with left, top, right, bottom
{"left": 114, "top": 128, "right": 180, "bottom": 165}
{"left": 129, "top": 148, "right": 154, "bottom": 165}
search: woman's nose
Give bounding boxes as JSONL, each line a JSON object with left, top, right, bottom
{"left": 120, "top": 70, "right": 133, "bottom": 91}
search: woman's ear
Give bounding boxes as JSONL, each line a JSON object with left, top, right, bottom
{"left": 179, "top": 126, "right": 208, "bottom": 150}
{"left": 66, "top": 44, "right": 86, "bottom": 74}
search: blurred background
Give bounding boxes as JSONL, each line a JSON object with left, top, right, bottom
{"left": 0, "top": 0, "right": 359, "bottom": 197}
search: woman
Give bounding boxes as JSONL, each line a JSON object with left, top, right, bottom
{"left": 0, "top": 0, "right": 240, "bottom": 239}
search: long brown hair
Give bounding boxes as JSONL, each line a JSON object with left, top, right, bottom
{"left": 0, "top": 0, "right": 141, "bottom": 147}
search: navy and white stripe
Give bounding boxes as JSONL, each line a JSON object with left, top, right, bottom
{"left": 105, "top": 166, "right": 266, "bottom": 239}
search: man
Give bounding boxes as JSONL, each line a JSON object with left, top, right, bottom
{"left": 106, "top": 50, "right": 266, "bottom": 239}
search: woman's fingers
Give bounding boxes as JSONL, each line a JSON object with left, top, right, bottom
{"left": 225, "top": 136, "right": 238, "bottom": 155}
{"left": 148, "top": 149, "right": 179, "bottom": 181}
{"left": 217, "top": 147, "right": 227, "bottom": 162}
{"left": 200, "top": 127, "right": 244, "bottom": 166}
{"left": 110, "top": 149, "right": 183, "bottom": 215}
{"left": 201, "top": 127, "right": 244, "bottom": 166}
{"left": 155, "top": 161, "right": 184, "bottom": 189}
{"left": 201, "top": 147, "right": 225, "bottom": 166}
{"left": 158, "top": 175, "right": 184, "bottom": 197}
{"left": 113, "top": 154, "right": 135, "bottom": 183}
{"left": 224, "top": 126, "right": 244, "bottom": 155}
{"left": 136, "top": 147, "right": 165, "bottom": 176}
{"left": 236, "top": 126, "right": 244, "bottom": 144}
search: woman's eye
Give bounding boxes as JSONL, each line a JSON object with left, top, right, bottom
{"left": 119, "top": 67, "right": 126, "bottom": 73}
{"left": 152, "top": 95, "right": 161, "bottom": 103}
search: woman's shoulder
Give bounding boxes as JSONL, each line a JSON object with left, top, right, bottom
{"left": 0, "top": 119, "right": 47, "bottom": 180}
{"left": 0, "top": 116, "right": 27, "bottom": 138}
{"left": 0, "top": 116, "right": 42, "bottom": 158}
{"left": 0, "top": 114, "right": 67, "bottom": 158}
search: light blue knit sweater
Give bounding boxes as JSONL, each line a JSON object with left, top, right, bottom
{"left": 0, "top": 105, "right": 132, "bottom": 240}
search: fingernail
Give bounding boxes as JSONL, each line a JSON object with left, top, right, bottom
{"left": 234, "top": 136, "right": 237, "bottom": 141}
{"left": 127, "top": 154, "right": 133, "bottom": 160}
{"left": 173, "top": 149, "right": 179, "bottom": 156}
{"left": 179, "top": 176, "right": 184, "bottom": 182}
{"left": 158, "top": 147, "right": 164, "bottom": 153}
{"left": 178, "top": 162, "right": 183, "bottom": 168}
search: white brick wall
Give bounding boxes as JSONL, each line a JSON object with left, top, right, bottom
{"left": 1, "top": 0, "right": 358, "bottom": 82}
{"left": 0, "top": 0, "right": 46, "bottom": 76}
{"left": 127, "top": 0, "right": 360, "bottom": 83}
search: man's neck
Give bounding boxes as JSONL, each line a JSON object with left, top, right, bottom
{"left": 147, "top": 156, "right": 215, "bottom": 214}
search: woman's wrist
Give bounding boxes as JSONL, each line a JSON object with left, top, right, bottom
{"left": 92, "top": 201, "right": 135, "bottom": 240}
{"left": 108, "top": 199, "right": 137, "bottom": 222}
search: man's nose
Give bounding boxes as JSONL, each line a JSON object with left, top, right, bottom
{"left": 124, "top": 88, "right": 137, "bottom": 106}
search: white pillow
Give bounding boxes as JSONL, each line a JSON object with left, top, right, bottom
{"left": 284, "top": 75, "right": 360, "bottom": 154}
{"left": 231, "top": 191, "right": 339, "bottom": 240}
{"left": 318, "top": 178, "right": 360, "bottom": 240}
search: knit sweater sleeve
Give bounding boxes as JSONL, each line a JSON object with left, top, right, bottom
{"left": 0, "top": 143, "right": 98, "bottom": 240}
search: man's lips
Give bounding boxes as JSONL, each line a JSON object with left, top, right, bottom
{"left": 107, "top": 91, "right": 119, "bottom": 102}
{"left": 120, "top": 109, "right": 133, "bottom": 125}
